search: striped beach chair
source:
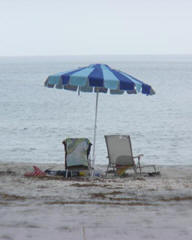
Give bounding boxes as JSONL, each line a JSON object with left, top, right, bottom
{"left": 62, "top": 138, "right": 92, "bottom": 177}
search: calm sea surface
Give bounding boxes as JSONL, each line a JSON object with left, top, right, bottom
{"left": 0, "top": 55, "right": 192, "bottom": 165}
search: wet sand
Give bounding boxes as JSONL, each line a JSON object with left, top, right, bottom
{"left": 0, "top": 163, "right": 192, "bottom": 240}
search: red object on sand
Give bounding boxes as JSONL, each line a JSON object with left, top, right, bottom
{"left": 24, "top": 166, "right": 46, "bottom": 177}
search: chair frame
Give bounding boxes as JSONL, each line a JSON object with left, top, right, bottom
{"left": 105, "top": 135, "right": 156, "bottom": 176}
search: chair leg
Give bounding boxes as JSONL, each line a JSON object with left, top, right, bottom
{"left": 114, "top": 166, "right": 118, "bottom": 176}
{"left": 138, "top": 156, "right": 142, "bottom": 174}
{"left": 133, "top": 166, "right": 137, "bottom": 175}
{"left": 65, "top": 169, "right": 68, "bottom": 178}
{"left": 106, "top": 165, "right": 109, "bottom": 177}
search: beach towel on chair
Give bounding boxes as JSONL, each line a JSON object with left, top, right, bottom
{"left": 63, "top": 138, "right": 91, "bottom": 169}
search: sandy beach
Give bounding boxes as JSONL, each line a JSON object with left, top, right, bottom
{"left": 0, "top": 162, "right": 192, "bottom": 240}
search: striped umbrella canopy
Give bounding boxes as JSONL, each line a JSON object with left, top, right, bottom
{"left": 44, "top": 64, "right": 155, "bottom": 172}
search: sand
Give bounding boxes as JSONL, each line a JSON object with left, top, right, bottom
{"left": 0, "top": 162, "right": 192, "bottom": 240}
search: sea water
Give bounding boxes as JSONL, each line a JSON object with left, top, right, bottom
{"left": 0, "top": 55, "right": 192, "bottom": 165}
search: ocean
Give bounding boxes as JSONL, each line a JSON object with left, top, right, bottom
{"left": 0, "top": 55, "right": 192, "bottom": 165}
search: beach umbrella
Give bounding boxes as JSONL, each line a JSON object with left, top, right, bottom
{"left": 44, "top": 63, "right": 155, "bottom": 171}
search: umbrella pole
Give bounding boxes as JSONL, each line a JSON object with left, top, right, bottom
{"left": 92, "top": 91, "right": 99, "bottom": 176}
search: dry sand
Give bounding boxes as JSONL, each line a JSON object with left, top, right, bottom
{"left": 0, "top": 162, "right": 192, "bottom": 240}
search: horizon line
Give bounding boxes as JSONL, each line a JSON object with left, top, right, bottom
{"left": 0, "top": 53, "right": 192, "bottom": 58}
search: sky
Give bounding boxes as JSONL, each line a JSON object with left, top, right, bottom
{"left": 0, "top": 0, "right": 192, "bottom": 56}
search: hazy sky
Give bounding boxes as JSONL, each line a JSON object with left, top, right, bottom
{"left": 0, "top": 0, "right": 192, "bottom": 56}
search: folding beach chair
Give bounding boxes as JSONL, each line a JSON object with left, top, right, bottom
{"left": 105, "top": 135, "right": 157, "bottom": 176}
{"left": 62, "top": 138, "right": 92, "bottom": 177}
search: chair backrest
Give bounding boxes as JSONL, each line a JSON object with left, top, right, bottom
{"left": 63, "top": 138, "right": 92, "bottom": 169}
{"left": 105, "top": 135, "right": 134, "bottom": 167}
